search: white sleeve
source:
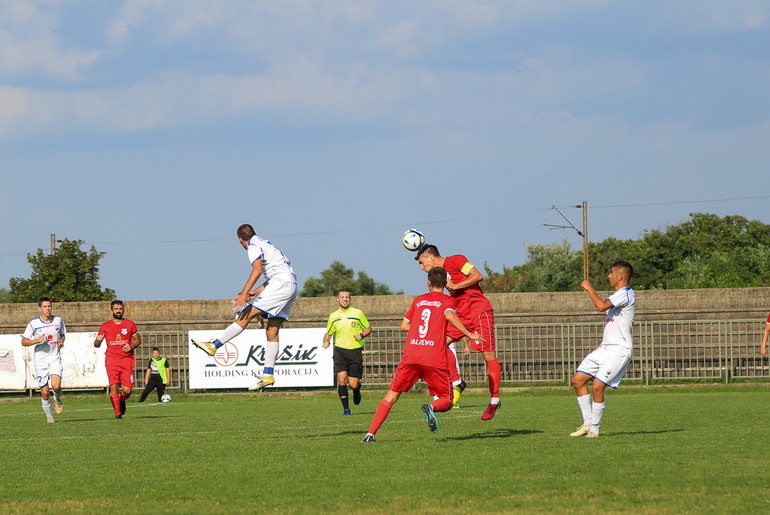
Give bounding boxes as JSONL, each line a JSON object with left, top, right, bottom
{"left": 21, "top": 321, "right": 35, "bottom": 340}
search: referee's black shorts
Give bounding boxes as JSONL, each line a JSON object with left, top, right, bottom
{"left": 333, "top": 347, "right": 364, "bottom": 378}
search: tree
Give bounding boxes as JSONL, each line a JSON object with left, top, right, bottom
{"left": 8, "top": 239, "right": 115, "bottom": 302}
{"left": 300, "top": 261, "right": 402, "bottom": 297}
{"left": 484, "top": 240, "right": 582, "bottom": 293}
{"left": 484, "top": 213, "right": 770, "bottom": 292}
{"left": 0, "top": 287, "right": 10, "bottom": 303}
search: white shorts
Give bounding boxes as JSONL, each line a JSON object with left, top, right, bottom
{"left": 251, "top": 277, "right": 298, "bottom": 319}
{"left": 34, "top": 356, "right": 63, "bottom": 388}
{"left": 576, "top": 345, "right": 631, "bottom": 389}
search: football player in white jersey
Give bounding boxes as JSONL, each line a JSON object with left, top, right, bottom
{"left": 569, "top": 261, "right": 636, "bottom": 438}
{"left": 191, "top": 224, "right": 298, "bottom": 391}
{"left": 21, "top": 297, "right": 67, "bottom": 423}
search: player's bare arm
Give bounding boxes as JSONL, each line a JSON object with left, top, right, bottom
{"left": 94, "top": 333, "right": 105, "bottom": 347}
{"left": 581, "top": 280, "right": 612, "bottom": 311}
{"left": 123, "top": 333, "right": 141, "bottom": 352}
{"left": 234, "top": 258, "right": 264, "bottom": 309}
{"left": 58, "top": 334, "right": 65, "bottom": 348}
{"left": 400, "top": 318, "right": 411, "bottom": 332}
{"left": 446, "top": 266, "right": 483, "bottom": 293}
{"left": 446, "top": 311, "right": 484, "bottom": 342}
{"left": 21, "top": 335, "right": 45, "bottom": 346}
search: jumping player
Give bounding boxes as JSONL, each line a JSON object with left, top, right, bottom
{"left": 415, "top": 245, "right": 502, "bottom": 420}
{"left": 94, "top": 300, "right": 141, "bottom": 419}
{"left": 191, "top": 223, "right": 298, "bottom": 390}
{"left": 569, "top": 261, "right": 636, "bottom": 438}
{"left": 21, "top": 297, "right": 66, "bottom": 423}
{"left": 361, "top": 267, "right": 483, "bottom": 442}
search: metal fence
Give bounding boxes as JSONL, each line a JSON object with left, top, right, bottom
{"left": 135, "top": 319, "right": 768, "bottom": 392}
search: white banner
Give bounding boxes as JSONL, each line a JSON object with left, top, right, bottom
{"left": 0, "top": 333, "right": 108, "bottom": 390}
{"left": 188, "top": 328, "right": 332, "bottom": 389}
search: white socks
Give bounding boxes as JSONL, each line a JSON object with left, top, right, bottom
{"left": 220, "top": 322, "right": 245, "bottom": 344}
{"left": 577, "top": 394, "right": 592, "bottom": 427}
{"left": 264, "top": 340, "right": 279, "bottom": 370}
{"left": 591, "top": 402, "right": 605, "bottom": 435}
{"left": 41, "top": 398, "right": 54, "bottom": 418}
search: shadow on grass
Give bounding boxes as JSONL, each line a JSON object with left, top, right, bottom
{"left": 608, "top": 428, "right": 685, "bottom": 436}
{"left": 440, "top": 428, "right": 542, "bottom": 441}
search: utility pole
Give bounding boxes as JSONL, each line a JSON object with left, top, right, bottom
{"left": 50, "top": 234, "right": 57, "bottom": 255}
{"left": 581, "top": 201, "right": 588, "bottom": 282}
{"left": 544, "top": 201, "right": 589, "bottom": 282}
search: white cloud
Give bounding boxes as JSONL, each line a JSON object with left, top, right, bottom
{"left": 0, "top": 1, "right": 101, "bottom": 80}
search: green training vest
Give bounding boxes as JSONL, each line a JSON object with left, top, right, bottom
{"left": 151, "top": 357, "right": 169, "bottom": 384}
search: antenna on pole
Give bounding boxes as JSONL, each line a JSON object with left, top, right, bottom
{"left": 543, "top": 202, "right": 589, "bottom": 282}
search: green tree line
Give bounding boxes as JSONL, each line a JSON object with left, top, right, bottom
{"left": 483, "top": 213, "right": 770, "bottom": 292}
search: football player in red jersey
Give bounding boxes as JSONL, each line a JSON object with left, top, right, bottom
{"left": 415, "top": 245, "right": 502, "bottom": 421}
{"left": 94, "top": 300, "right": 141, "bottom": 419}
{"left": 361, "top": 267, "right": 483, "bottom": 442}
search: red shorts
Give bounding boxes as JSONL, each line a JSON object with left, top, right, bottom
{"left": 447, "top": 309, "right": 496, "bottom": 352}
{"left": 389, "top": 363, "right": 452, "bottom": 401}
{"left": 105, "top": 357, "right": 135, "bottom": 388}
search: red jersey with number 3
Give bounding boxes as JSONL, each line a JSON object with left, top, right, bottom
{"left": 99, "top": 319, "right": 139, "bottom": 360}
{"left": 402, "top": 291, "right": 456, "bottom": 368}
{"left": 442, "top": 254, "right": 493, "bottom": 319}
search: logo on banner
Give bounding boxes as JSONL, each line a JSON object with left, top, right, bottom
{"left": 213, "top": 342, "right": 238, "bottom": 367}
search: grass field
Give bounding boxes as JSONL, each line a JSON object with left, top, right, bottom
{"left": 2, "top": 385, "right": 769, "bottom": 514}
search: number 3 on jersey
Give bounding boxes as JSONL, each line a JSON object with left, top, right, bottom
{"left": 418, "top": 308, "right": 431, "bottom": 339}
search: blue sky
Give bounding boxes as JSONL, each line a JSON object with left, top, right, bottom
{"left": 1, "top": 1, "right": 769, "bottom": 301}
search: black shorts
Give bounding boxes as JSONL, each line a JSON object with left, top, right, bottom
{"left": 333, "top": 347, "right": 364, "bottom": 378}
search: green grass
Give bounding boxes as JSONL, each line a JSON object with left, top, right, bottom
{"left": 2, "top": 386, "right": 769, "bottom": 514}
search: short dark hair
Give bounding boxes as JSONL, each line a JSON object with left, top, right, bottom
{"left": 427, "top": 266, "right": 447, "bottom": 288}
{"left": 612, "top": 260, "right": 634, "bottom": 280}
{"left": 110, "top": 300, "right": 124, "bottom": 308}
{"left": 337, "top": 289, "right": 352, "bottom": 296}
{"left": 237, "top": 224, "right": 256, "bottom": 240}
{"left": 415, "top": 244, "right": 440, "bottom": 261}
{"left": 38, "top": 297, "right": 52, "bottom": 306}
{"left": 151, "top": 346, "right": 160, "bottom": 352}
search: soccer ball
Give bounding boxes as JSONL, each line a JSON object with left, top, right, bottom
{"left": 402, "top": 229, "right": 425, "bottom": 251}
{"left": 161, "top": 394, "right": 172, "bottom": 403}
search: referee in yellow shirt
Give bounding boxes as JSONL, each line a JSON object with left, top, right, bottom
{"left": 323, "top": 289, "right": 372, "bottom": 415}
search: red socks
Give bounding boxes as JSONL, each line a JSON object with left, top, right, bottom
{"left": 109, "top": 394, "right": 121, "bottom": 415}
{"left": 368, "top": 399, "right": 394, "bottom": 435}
{"left": 487, "top": 358, "right": 501, "bottom": 397}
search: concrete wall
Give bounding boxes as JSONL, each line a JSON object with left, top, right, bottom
{"left": 2, "top": 287, "right": 769, "bottom": 335}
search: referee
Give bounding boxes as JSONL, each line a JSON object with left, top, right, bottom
{"left": 322, "top": 289, "right": 372, "bottom": 415}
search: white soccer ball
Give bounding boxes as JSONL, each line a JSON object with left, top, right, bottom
{"left": 161, "top": 394, "right": 172, "bottom": 403}
{"left": 402, "top": 229, "right": 425, "bottom": 251}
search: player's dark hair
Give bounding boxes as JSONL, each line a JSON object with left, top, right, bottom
{"left": 151, "top": 346, "right": 160, "bottom": 352}
{"left": 110, "top": 299, "right": 124, "bottom": 308}
{"left": 237, "top": 224, "right": 256, "bottom": 240}
{"left": 337, "top": 288, "right": 352, "bottom": 296}
{"left": 415, "top": 244, "right": 440, "bottom": 261}
{"left": 612, "top": 260, "right": 634, "bottom": 279}
{"left": 427, "top": 266, "right": 447, "bottom": 288}
{"left": 38, "top": 296, "right": 52, "bottom": 306}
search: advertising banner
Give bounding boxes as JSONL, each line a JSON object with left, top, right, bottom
{"left": 0, "top": 333, "right": 108, "bottom": 390}
{"left": 188, "top": 328, "right": 332, "bottom": 389}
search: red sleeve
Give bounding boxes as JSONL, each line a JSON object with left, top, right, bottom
{"left": 766, "top": 312, "right": 770, "bottom": 323}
